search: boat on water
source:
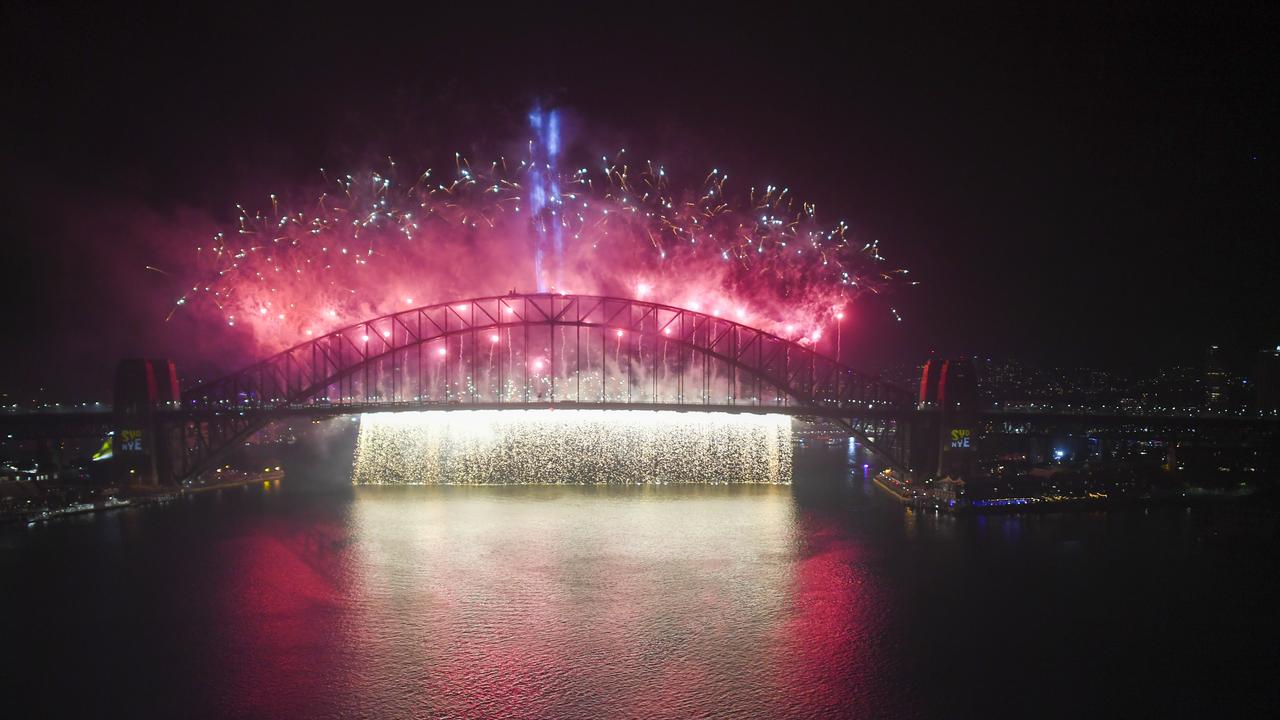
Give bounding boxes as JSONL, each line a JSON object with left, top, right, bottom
{"left": 25, "top": 496, "right": 138, "bottom": 526}
{"left": 26, "top": 502, "right": 96, "bottom": 525}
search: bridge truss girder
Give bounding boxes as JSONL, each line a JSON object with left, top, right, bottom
{"left": 171, "top": 294, "right": 914, "bottom": 481}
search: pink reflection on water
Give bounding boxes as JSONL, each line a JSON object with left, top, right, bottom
{"left": 207, "top": 485, "right": 897, "bottom": 717}
{"left": 770, "top": 511, "right": 892, "bottom": 715}
{"left": 212, "top": 512, "right": 356, "bottom": 717}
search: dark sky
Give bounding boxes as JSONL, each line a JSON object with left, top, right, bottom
{"left": 2, "top": 2, "right": 1277, "bottom": 400}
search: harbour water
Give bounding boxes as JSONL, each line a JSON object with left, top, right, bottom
{"left": 1, "top": 448, "right": 1276, "bottom": 718}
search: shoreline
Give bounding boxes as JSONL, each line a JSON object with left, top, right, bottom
{"left": 869, "top": 471, "right": 1269, "bottom": 515}
{"left": 8, "top": 469, "right": 284, "bottom": 526}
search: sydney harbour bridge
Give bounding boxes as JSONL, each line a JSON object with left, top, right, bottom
{"left": 166, "top": 293, "right": 911, "bottom": 484}
{"left": 4, "top": 293, "right": 1268, "bottom": 486}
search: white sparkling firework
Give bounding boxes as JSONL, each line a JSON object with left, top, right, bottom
{"left": 351, "top": 410, "right": 793, "bottom": 485}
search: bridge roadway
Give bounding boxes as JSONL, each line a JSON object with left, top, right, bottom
{"left": 0, "top": 402, "right": 901, "bottom": 438}
{"left": 3, "top": 404, "right": 1275, "bottom": 437}
{"left": 170, "top": 400, "right": 904, "bottom": 421}
{"left": 160, "top": 404, "right": 1280, "bottom": 436}
{"left": 2, "top": 401, "right": 1275, "bottom": 486}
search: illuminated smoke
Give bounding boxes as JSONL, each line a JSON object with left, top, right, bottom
{"left": 351, "top": 410, "right": 792, "bottom": 485}
{"left": 169, "top": 131, "right": 908, "bottom": 362}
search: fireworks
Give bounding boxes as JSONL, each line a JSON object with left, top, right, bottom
{"left": 170, "top": 116, "right": 907, "bottom": 359}
{"left": 351, "top": 410, "right": 793, "bottom": 485}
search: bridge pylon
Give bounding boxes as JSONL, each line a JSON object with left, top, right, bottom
{"left": 909, "top": 358, "right": 979, "bottom": 483}
{"left": 112, "top": 358, "right": 181, "bottom": 485}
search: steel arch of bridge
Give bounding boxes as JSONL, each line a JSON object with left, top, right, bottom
{"left": 170, "top": 293, "right": 914, "bottom": 480}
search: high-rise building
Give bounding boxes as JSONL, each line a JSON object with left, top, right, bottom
{"left": 1205, "top": 345, "right": 1228, "bottom": 409}
{"left": 1256, "top": 346, "right": 1280, "bottom": 412}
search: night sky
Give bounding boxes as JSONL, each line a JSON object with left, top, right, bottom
{"left": 2, "top": 3, "right": 1276, "bottom": 400}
